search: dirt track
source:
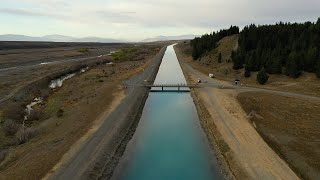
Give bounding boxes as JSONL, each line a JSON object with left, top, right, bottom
{"left": 175, "top": 47, "right": 300, "bottom": 179}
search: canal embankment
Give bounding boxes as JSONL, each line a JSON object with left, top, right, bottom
{"left": 174, "top": 45, "right": 235, "bottom": 179}
{"left": 46, "top": 47, "right": 167, "bottom": 180}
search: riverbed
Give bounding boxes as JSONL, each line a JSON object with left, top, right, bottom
{"left": 112, "top": 45, "right": 222, "bottom": 180}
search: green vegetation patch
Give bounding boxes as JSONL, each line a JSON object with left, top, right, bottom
{"left": 112, "top": 47, "right": 138, "bottom": 61}
{"left": 78, "top": 47, "right": 90, "bottom": 54}
{"left": 45, "top": 98, "right": 62, "bottom": 117}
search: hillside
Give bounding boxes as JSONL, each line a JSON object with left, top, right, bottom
{"left": 142, "top": 34, "right": 198, "bottom": 42}
{"left": 0, "top": 34, "right": 124, "bottom": 43}
{"left": 177, "top": 35, "right": 320, "bottom": 97}
{"left": 177, "top": 34, "right": 239, "bottom": 80}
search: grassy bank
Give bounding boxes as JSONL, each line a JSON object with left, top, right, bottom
{"left": 237, "top": 92, "right": 320, "bottom": 179}
{"left": 0, "top": 45, "right": 163, "bottom": 179}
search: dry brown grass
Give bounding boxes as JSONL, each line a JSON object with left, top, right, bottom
{"left": 237, "top": 92, "right": 320, "bottom": 179}
{"left": 0, "top": 59, "right": 150, "bottom": 179}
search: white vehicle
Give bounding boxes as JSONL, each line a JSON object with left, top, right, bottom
{"left": 209, "top": 74, "right": 214, "bottom": 78}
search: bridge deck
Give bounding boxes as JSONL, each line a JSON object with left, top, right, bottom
{"left": 144, "top": 84, "right": 199, "bottom": 88}
{"left": 144, "top": 84, "right": 199, "bottom": 92}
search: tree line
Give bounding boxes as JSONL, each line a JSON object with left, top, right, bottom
{"left": 191, "top": 18, "right": 320, "bottom": 80}
{"left": 190, "top": 26, "right": 239, "bottom": 60}
{"left": 232, "top": 19, "right": 320, "bottom": 78}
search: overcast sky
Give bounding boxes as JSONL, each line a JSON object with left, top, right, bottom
{"left": 0, "top": 0, "right": 319, "bottom": 41}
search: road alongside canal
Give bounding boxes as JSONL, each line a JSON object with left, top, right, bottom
{"left": 175, "top": 45, "right": 299, "bottom": 179}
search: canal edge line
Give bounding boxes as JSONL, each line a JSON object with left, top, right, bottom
{"left": 173, "top": 45, "right": 235, "bottom": 180}
{"left": 88, "top": 46, "right": 167, "bottom": 179}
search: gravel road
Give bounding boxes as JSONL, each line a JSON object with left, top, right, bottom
{"left": 184, "top": 62, "right": 320, "bottom": 102}
{"left": 178, "top": 56, "right": 300, "bottom": 179}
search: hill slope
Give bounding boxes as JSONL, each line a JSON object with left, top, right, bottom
{"left": 0, "top": 34, "right": 123, "bottom": 43}
{"left": 176, "top": 35, "right": 320, "bottom": 97}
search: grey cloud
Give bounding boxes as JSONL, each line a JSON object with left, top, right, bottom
{"left": 1, "top": 0, "right": 320, "bottom": 40}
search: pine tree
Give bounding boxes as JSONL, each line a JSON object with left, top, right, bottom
{"left": 257, "top": 68, "right": 269, "bottom": 84}
{"left": 266, "top": 58, "right": 282, "bottom": 74}
{"left": 316, "top": 59, "right": 320, "bottom": 78}
{"left": 244, "top": 65, "right": 251, "bottom": 77}
{"left": 218, "top": 52, "right": 222, "bottom": 63}
{"left": 232, "top": 50, "right": 243, "bottom": 69}
{"left": 304, "top": 47, "right": 318, "bottom": 72}
{"left": 286, "top": 52, "right": 301, "bottom": 78}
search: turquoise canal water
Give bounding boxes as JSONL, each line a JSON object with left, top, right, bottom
{"left": 112, "top": 45, "right": 222, "bottom": 180}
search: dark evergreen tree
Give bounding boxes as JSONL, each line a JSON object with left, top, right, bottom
{"left": 244, "top": 65, "right": 251, "bottom": 77}
{"left": 257, "top": 68, "right": 269, "bottom": 84}
{"left": 316, "top": 59, "right": 320, "bottom": 78}
{"left": 231, "top": 18, "right": 320, "bottom": 77}
{"left": 232, "top": 50, "right": 244, "bottom": 69}
{"left": 286, "top": 52, "right": 301, "bottom": 78}
{"left": 218, "top": 52, "right": 222, "bottom": 63}
{"left": 266, "top": 57, "right": 282, "bottom": 74}
{"left": 304, "top": 47, "right": 318, "bottom": 72}
{"left": 192, "top": 18, "right": 320, "bottom": 77}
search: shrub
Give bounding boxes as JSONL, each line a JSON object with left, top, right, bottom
{"left": 257, "top": 68, "right": 269, "bottom": 85}
{"left": 3, "top": 104, "right": 24, "bottom": 121}
{"left": 244, "top": 65, "right": 251, "bottom": 77}
{"left": 111, "top": 47, "right": 138, "bottom": 61}
{"left": 56, "top": 108, "right": 64, "bottom": 117}
{"left": 78, "top": 48, "right": 89, "bottom": 54}
{"left": 244, "top": 69, "right": 251, "bottom": 77}
{"left": 16, "top": 127, "right": 38, "bottom": 144}
{"left": 2, "top": 119, "right": 20, "bottom": 136}
{"left": 0, "top": 149, "right": 8, "bottom": 162}
{"left": 29, "top": 108, "right": 46, "bottom": 122}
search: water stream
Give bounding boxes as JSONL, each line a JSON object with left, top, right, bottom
{"left": 112, "top": 45, "right": 222, "bottom": 180}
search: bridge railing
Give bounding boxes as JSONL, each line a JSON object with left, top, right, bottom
{"left": 144, "top": 83, "right": 199, "bottom": 92}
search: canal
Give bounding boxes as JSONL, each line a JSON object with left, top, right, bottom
{"left": 112, "top": 45, "right": 222, "bottom": 180}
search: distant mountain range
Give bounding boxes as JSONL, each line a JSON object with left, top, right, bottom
{"left": 0, "top": 34, "right": 124, "bottom": 43}
{"left": 142, "top": 34, "right": 199, "bottom": 42}
{"left": 0, "top": 34, "right": 199, "bottom": 43}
